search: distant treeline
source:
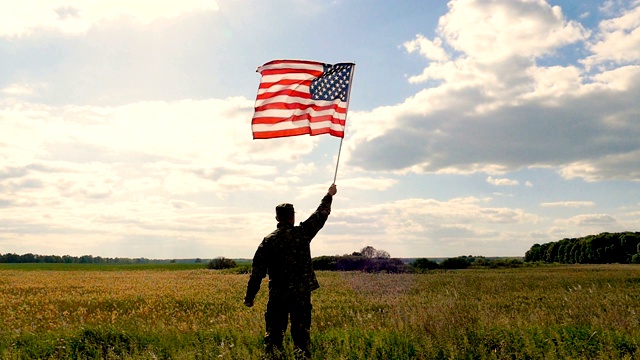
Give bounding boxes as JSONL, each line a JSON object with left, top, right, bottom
{"left": 313, "top": 251, "right": 524, "bottom": 273}
{"left": 0, "top": 247, "right": 525, "bottom": 273}
{"left": 0, "top": 253, "right": 204, "bottom": 264}
{"left": 524, "top": 232, "right": 640, "bottom": 264}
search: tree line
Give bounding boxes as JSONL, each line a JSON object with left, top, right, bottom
{"left": 1, "top": 246, "right": 525, "bottom": 272}
{"left": 312, "top": 246, "right": 524, "bottom": 272}
{"left": 0, "top": 253, "right": 154, "bottom": 264}
{"left": 13, "top": 231, "right": 639, "bottom": 271}
{"left": 524, "top": 232, "right": 640, "bottom": 264}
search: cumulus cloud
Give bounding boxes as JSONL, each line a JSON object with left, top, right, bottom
{"left": 583, "top": 2, "right": 640, "bottom": 68}
{"left": 559, "top": 149, "right": 640, "bottom": 181}
{"left": 404, "top": 34, "right": 449, "bottom": 62}
{"left": 345, "top": 0, "right": 640, "bottom": 182}
{"left": 487, "top": 176, "right": 519, "bottom": 186}
{"left": 438, "top": 0, "right": 588, "bottom": 62}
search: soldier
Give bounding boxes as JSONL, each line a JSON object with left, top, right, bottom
{"left": 244, "top": 184, "right": 337, "bottom": 359}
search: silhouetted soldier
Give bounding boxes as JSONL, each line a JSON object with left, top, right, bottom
{"left": 244, "top": 184, "right": 337, "bottom": 359}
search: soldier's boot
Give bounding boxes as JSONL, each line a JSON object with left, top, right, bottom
{"left": 264, "top": 329, "right": 285, "bottom": 360}
{"left": 291, "top": 324, "right": 311, "bottom": 359}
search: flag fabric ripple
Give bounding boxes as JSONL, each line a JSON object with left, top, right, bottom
{"left": 251, "top": 59, "right": 355, "bottom": 139}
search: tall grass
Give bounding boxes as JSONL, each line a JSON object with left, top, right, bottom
{"left": 1, "top": 265, "right": 639, "bottom": 359}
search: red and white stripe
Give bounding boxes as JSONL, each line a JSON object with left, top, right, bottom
{"left": 251, "top": 59, "right": 349, "bottom": 139}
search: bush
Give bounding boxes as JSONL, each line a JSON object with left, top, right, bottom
{"left": 207, "top": 257, "right": 236, "bottom": 270}
{"left": 412, "top": 258, "right": 440, "bottom": 271}
{"left": 313, "top": 256, "right": 337, "bottom": 271}
{"left": 441, "top": 257, "right": 471, "bottom": 270}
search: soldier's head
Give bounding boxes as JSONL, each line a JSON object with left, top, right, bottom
{"left": 275, "top": 203, "right": 295, "bottom": 224}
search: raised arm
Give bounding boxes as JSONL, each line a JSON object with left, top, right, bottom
{"left": 299, "top": 184, "right": 337, "bottom": 241}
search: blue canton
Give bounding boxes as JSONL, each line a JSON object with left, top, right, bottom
{"left": 310, "top": 63, "right": 353, "bottom": 102}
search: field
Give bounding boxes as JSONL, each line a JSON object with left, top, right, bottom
{"left": 1, "top": 264, "right": 640, "bottom": 359}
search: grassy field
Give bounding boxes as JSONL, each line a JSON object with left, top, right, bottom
{"left": 1, "top": 264, "right": 639, "bottom": 359}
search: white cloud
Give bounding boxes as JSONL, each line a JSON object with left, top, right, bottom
{"left": 340, "top": 177, "right": 397, "bottom": 191}
{"left": 523, "top": 65, "right": 583, "bottom": 100}
{"left": 540, "top": 201, "right": 595, "bottom": 208}
{"left": 487, "top": 176, "right": 519, "bottom": 186}
{"left": 346, "top": 0, "right": 640, "bottom": 182}
{"left": 564, "top": 213, "right": 619, "bottom": 227}
{"left": 0, "top": 0, "right": 219, "bottom": 36}
{"left": 438, "top": 0, "right": 588, "bottom": 62}
{"left": 559, "top": 149, "right": 640, "bottom": 182}
{"left": 404, "top": 34, "right": 449, "bottom": 62}
{"left": 583, "top": 3, "right": 640, "bottom": 68}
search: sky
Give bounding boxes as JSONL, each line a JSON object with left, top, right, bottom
{"left": 1, "top": 0, "right": 639, "bottom": 260}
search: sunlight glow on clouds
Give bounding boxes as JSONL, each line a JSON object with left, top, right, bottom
{"left": 404, "top": 34, "right": 449, "bottom": 62}
{"left": 584, "top": 3, "right": 640, "bottom": 68}
{"left": 439, "top": 0, "right": 588, "bottom": 62}
{"left": 0, "top": 94, "right": 332, "bottom": 257}
{"left": 0, "top": 0, "right": 219, "bottom": 36}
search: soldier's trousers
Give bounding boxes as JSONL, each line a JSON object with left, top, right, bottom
{"left": 264, "top": 290, "right": 312, "bottom": 359}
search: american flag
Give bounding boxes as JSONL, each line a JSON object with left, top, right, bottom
{"left": 251, "top": 59, "right": 355, "bottom": 139}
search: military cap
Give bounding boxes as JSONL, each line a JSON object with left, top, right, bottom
{"left": 275, "top": 203, "right": 295, "bottom": 217}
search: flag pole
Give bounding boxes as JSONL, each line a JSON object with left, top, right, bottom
{"left": 332, "top": 138, "right": 344, "bottom": 184}
{"left": 333, "top": 64, "right": 355, "bottom": 184}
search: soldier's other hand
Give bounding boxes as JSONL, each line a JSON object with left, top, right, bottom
{"left": 328, "top": 184, "right": 337, "bottom": 196}
{"left": 244, "top": 300, "right": 253, "bottom": 308}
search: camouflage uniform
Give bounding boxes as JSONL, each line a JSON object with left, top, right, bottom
{"left": 245, "top": 194, "right": 332, "bottom": 359}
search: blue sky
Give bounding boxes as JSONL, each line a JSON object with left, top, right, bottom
{"left": 1, "top": 0, "right": 639, "bottom": 259}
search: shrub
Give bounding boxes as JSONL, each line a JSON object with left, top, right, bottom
{"left": 207, "top": 257, "right": 236, "bottom": 270}
{"left": 313, "top": 256, "right": 337, "bottom": 271}
{"left": 412, "top": 258, "right": 440, "bottom": 271}
{"left": 441, "top": 257, "right": 471, "bottom": 269}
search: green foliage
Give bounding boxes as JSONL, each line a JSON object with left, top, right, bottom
{"left": 411, "top": 258, "right": 440, "bottom": 271}
{"left": 0, "top": 253, "right": 156, "bottom": 264}
{"left": 206, "top": 257, "right": 237, "bottom": 270}
{"left": 216, "top": 263, "right": 252, "bottom": 274}
{"left": 312, "top": 255, "right": 337, "bottom": 271}
{"left": 312, "top": 255, "right": 408, "bottom": 273}
{"left": 312, "top": 246, "right": 405, "bottom": 273}
{"left": 525, "top": 232, "right": 640, "bottom": 264}
{"left": 482, "top": 258, "right": 523, "bottom": 269}
{"left": 440, "top": 256, "right": 472, "bottom": 269}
